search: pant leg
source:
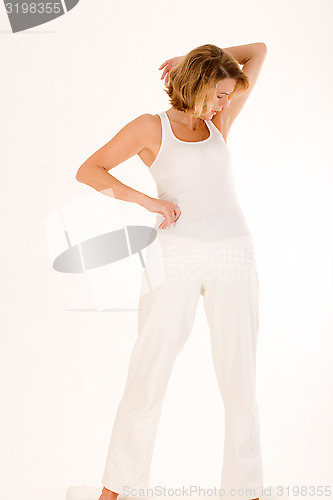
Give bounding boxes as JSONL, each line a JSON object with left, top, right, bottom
{"left": 201, "top": 238, "right": 264, "bottom": 500}
{"left": 102, "top": 236, "right": 203, "bottom": 495}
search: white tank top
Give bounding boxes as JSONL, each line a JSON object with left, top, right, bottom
{"left": 148, "top": 110, "right": 252, "bottom": 242}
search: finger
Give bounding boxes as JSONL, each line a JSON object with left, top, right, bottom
{"left": 158, "top": 60, "right": 168, "bottom": 70}
{"left": 159, "top": 215, "right": 168, "bottom": 229}
{"left": 164, "top": 214, "right": 172, "bottom": 229}
{"left": 174, "top": 208, "right": 181, "bottom": 222}
{"left": 160, "top": 218, "right": 169, "bottom": 230}
{"left": 174, "top": 210, "right": 180, "bottom": 222}
{"left": 161, "top": 67, "right": 169, "bottom": 80}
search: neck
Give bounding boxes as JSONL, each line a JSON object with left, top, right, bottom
{"left": 167, "top": 107, "right": 204, "bottom": 131}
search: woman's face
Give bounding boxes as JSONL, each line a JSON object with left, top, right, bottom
{"left": 201, "top": 78, "right": 236, "bottom": 120}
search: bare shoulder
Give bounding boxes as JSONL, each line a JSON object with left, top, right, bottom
{"left": 138, "top": 112, "right": 162, "bottom": 133}
{"left": 78, "top": 113, "right": 160, "bottom": 173}
{"left": 127, "top": 113, "right": 161, "bottom": 142}
{"left": 123, "top": 113, "right": 157, "bottom": 136}
{"left": 135, "top": 113, "right": 162, "bottom": 168}
{"left": 112, "top": 112, "right": 161, "bottom": 168}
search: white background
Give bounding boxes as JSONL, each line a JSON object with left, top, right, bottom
{"left": 0, "top": 0, "right": 332, "bottom": 499}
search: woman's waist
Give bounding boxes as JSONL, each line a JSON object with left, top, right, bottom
{"left": 154, "top": 212, "right": 251, "bottom": 236}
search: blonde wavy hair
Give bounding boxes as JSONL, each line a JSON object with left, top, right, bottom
{"left": 164, "top": 43, "right": 249, "bottom": 118}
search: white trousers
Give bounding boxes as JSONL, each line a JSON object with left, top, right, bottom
{"left": 101, "top": 232, "right": 264, "bottom": 500}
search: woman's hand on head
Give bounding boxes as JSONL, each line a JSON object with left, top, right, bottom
{"left": 158, "top": 56, "right": 183, "bottom": 84}
{"left": 145, "top": 197, "right": 181, "bottom": 230}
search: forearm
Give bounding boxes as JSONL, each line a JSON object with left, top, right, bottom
{"left": 76, "top": 165, "right": 150, "bottom": 208}
{"left": 222, "top": 42, "right": 267, "bottom": 65}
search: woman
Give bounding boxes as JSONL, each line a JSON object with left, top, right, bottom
{"left": 76, "top": 42, "right": 267, "bottom": 500}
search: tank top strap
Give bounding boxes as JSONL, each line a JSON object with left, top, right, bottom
{"left": 157, "top": 111, "right": 173, "bottom": 141}
{"left": 204, "top": 117, "right": 218, "bottom": 136}
{"left": 157, "top": 110, "right": 220, "bottom": 143}
{"left": 205, "top": 117, "right": 227, "bottom": 144}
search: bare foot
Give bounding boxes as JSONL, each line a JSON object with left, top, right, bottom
{"left": 98, "top": 486, "right": 119, "bottom": 500}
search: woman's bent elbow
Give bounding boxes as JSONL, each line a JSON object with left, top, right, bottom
{"left": 76, "top": 167, "right": 85, "bottom": 182}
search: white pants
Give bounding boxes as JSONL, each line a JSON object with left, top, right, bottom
{"left": 102, "top": 232, "right": 264, "bottom": 500}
